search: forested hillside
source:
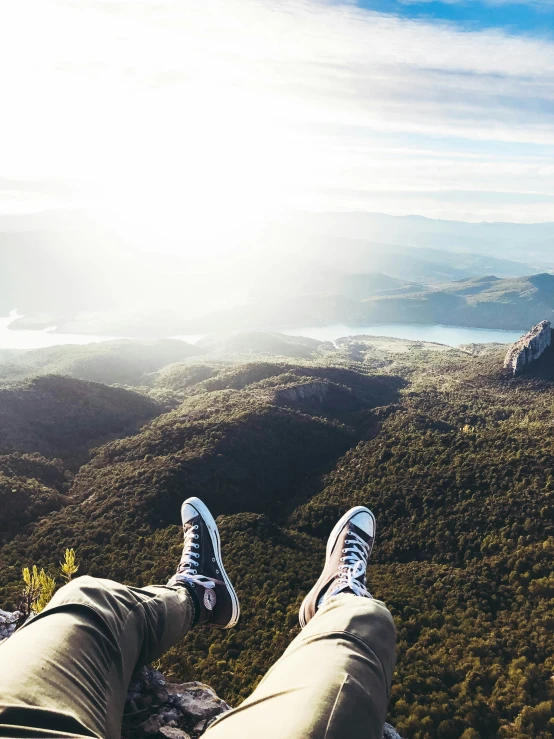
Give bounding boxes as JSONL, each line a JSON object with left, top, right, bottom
{"left": 0, "top": 375, "right": 161, "bottom": 462}
{"left": 0, "top": 339, "right": 203, "bottom": 386}
{"left": 359, "top": 273, "right": 554, "bottom": 330}
{"left": 1, "top": 335, "right": 553, "bottom": 738}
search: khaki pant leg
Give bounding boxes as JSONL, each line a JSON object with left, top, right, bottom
{"left": 205, "top": 595, "right": 396, "bottom": 739}
{"left": 0, "top": 576, "right": 194, "bottom": 739}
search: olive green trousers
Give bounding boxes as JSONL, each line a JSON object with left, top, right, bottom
{"left": 0, "top": 576, "right": 396, "bottom": 739}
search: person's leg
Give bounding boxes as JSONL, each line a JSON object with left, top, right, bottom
{"left": 0, "top": 496, "right": 240, "bottom": 739}
{"left": 205, "top": 595, "right": 395, "bottom": 739}
{"left": 0, "top": 577, "right": 194, "bottom": 738}
{"left": 205, "top": 506, "right": 396, "bottom": 739}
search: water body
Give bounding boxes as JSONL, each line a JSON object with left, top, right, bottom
{"left": 0, "top": 315, "right": 524, "bottom": 351}
{"left": 0, "top": 314, "right": 117, "bottom": 350}
{"left": 284, "top": 323, "right": 524, "bottom": 347}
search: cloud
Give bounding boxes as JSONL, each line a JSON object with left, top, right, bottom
{"left": 0, "top": 0, "right": 553, "bottom": 222}
{"left": 397, "top": 0, "right": 554, "bottom": 8}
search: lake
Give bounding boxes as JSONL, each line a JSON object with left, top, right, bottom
{"left": 0, "top": 314, "right": 120, "bottom": 350}
{"left": 284, "top": 323, "right": 524, "bottom": 347}
{"left": 0, "top": 314, "right": 524, "bottom": 351}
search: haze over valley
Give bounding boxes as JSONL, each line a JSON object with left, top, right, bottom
{"left": 2, "top": 209, "right": 554, "bottom": 340}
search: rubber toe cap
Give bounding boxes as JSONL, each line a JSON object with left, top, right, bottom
{"left": 350, "top": 510, "right": 374, "bottom": 537}
{"left": 181, "top": 501, "right": 200, "bottom": 524}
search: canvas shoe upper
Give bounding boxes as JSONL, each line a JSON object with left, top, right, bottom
{"left": 299, "top": 506, "right": 375, "bottom": 627}
{"left": 167, "top": 497, "right": 240, "bottom": 629}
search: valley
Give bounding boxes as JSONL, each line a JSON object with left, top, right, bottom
{"left": 0, "top": 331, "right": 553, "bottom": 737}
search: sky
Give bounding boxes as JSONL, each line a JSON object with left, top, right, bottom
{"left": 0, "top": 0, "right": 553, "bottom": 230}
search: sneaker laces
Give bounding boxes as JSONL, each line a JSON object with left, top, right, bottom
{"left": 171, "top": 524, "right": 215, "bottom": 590}
{"left": 331, "top": 529, "right": 371, "bottom": 599}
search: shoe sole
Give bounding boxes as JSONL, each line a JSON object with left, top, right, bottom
{"left": 298, "top": 505, "right": 376, "bottom": 628}
{"left": 181, "top": 496, "right": 241, "bottom": 629}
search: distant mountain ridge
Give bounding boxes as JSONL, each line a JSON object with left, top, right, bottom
{"left": 1, "top": 208, "right": 550, "bottom": 337}
{"left": 289, "top": 211, "right": 554, "bottom": 266}
{"left": 356, "top": 273, "right": 554, "bottom": 330}
{"left": 173, "top": 272, "right": 554, "bottom": 333}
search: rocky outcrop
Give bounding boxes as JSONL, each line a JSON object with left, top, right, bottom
{"left": 122, "top": 667, "right": 232, "bottom": 738}
{"left": 1, "top": 613, "right": 403, "bottom": 739}
{"left": 0, "top": 608, "right": 20, "bottom": 642}
{"left": 504, "top": 320, "right": 552, "bottom": 375}
{"left": 271, "top": 381, "right": 330, "bottom": 405}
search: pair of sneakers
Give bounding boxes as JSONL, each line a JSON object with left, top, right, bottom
{"left": 167, "top": 497, "right": 376, "bottom": 628}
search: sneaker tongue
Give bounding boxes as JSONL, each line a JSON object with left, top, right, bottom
{"left": 319, "top": 580, "right": 361, "bottom": 607}
{"left": 329, "top": 582, "right": 354, "bottom": 599}
{"left": 317, "top": 582, "right": 347, "bottom": 607}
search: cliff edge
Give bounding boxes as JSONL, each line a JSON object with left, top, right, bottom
{"left": 503, "top": 320, "right": 552, "bottom": 375}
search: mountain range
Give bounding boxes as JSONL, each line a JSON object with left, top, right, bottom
{"left": 1, "top": 210, "right": 553, "bottom": 337}
{"left": 169, "top": 272, "right": 554, "bottom": 333}
{"left": 288, "top": 211, "right": 554, "bottom": 267}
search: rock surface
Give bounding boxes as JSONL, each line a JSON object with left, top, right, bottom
{"left": 504, "top": 320, "right": 552, "bottom": 375}
{"left": 0, "top": 608, "right": 20, "bottom": 642}
{"left": 122, "top": 666, "right": 232, "bottom": 738}
{"left": 383, "top": 723, "right": 403, "bottom": 739}
{"left": 272, "top": 380, "right": 330, "bottom": 405}
{"left": 1, "top": 611, "right": 404, "bottom": 739}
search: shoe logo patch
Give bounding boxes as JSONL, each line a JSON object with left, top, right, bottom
{"left": 204, "top": 589, "right": 217, "bottom": 611}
